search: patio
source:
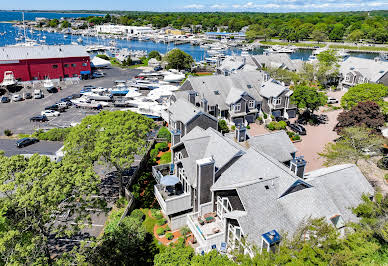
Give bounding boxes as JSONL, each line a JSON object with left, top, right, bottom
{"left": 189, "top": 212, "right": 224, "bottom": 240}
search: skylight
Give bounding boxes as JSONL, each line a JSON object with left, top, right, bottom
{"left": 214, "top": 90, "right": 220, "bottom": 95}
{"left": 247, "top": 84, "right": 252, "bottom": 88}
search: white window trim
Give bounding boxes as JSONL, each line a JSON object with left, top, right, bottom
{"left": 272, "top": 97, "right": 281, "bottom": 105}
{"left": 248, "top": 100, "right": 255, "bottom": 109}
{"left": 235, "top": 103, "right": 241, "bottom": 112}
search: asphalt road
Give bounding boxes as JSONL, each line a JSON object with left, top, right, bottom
{"left": 0, "top": 67, "right": 141, "bottom": 135}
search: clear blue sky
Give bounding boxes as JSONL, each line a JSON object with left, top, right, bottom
{"left": 3, "top": 0, "right": 388, "bottom": 12}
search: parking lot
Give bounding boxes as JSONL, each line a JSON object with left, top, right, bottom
{"left": 0, "top": 67, "right": 141, "bottom": 135}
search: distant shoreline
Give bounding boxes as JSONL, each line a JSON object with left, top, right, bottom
{"left": 0, "top": 10, "right": 105, "bottom": 16}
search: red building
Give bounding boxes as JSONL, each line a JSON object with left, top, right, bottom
{"left": 0, "top": 45, "right": 91, "bottom": 82}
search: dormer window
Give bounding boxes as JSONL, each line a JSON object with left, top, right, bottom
{"left": 235, "top": 103, "right": 241, "bottom": 112}
{"left": 272, "top": 97, "right": 281, "bottom": 105}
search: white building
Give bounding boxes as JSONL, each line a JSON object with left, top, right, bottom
{"left": 95, "top": 24, "right": 154, "bottom": 35}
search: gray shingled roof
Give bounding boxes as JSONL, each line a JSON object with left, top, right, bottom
{"left": 248, "top": 131, "right": 297, "bottom": 163}
{"left": 0, "top": 45, "right": 89, "bottom": 61}
{"left": 339, "top": 57, "right": 388, "bottom": 83}
{"left": 260, "top": 79, "right": 288, "bottom": 99}
{"left": 233, "top": 164, "right": 373, "bottom": 247}
{"left": 168, "top": 98, "right": 216, "bottom": 125}
{"left": 182, "top": 71, "right": 264, "bottom": 110}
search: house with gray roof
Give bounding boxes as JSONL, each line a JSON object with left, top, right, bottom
{"left": 260, "top": 79, "right": 297, "bottom": 118}
{"left": 167, "top": 98, "right": 218, "bottom": 146}
{"left": 339, "top": 56, "right": 388, "bottom": 89}
{"left": 177, "top": 71, "right": 269, "bottom": 126}
{"left": 151, "top": 126, "right": 374, "bottom": 255}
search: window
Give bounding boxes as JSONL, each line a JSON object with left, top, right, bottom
{"left": 64, "top": 64, "right": 69, "bottom": 68}
{"left": 72, "top": 74, "right": 78, "bottom": 77}
{"left": 345, "top": 74, "right": 350, "bottom": 81}
{"left": 82, "top": 62, "right": 88, "bottom": 67}
{"left": 64, "top": 74, "right": 69, "bottom": 78}
{"left": 272, "top": 98, "right": 281, "bottom": 105}
{"left": 52, "top": 64, "right": 58, "bottom": 69}
{"left": 71, "top": 63, "right": 76, "bottom": 67}
{"left": 32, "top": 77, "right": 38, "bottom": 80}
{"left": 235, "top": 103, "right": 241, "bottom": 112}
{"left": 248, "top": 100, "right": 255, "bottom": 108}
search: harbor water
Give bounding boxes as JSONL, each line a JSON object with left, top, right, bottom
{"left": 0, "top": 11, "right": 380, "bottom": 62}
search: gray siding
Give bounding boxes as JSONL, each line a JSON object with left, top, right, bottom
{"left": 186, "top": 114, "right": 218, "bottom": 133}
{"left": 198, "top": 163, "right": 215, "bottom": 205}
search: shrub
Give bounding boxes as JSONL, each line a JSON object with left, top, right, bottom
{"left": 116, "top": 197, "right": 128, "bottom": 208}
{"left": 152, "top": 209, "right": 163, "bottom": 220}
{"left": 180, "top": 226, "right": 191, "bottom": 236}
{"left": 263, "top": 113, "right": 268, "bottom": 119}
{"left": 246, "top": 125, "right": 251, "bottom": 129}
{"left": 271, "top": 115, "right": 275, "bottom": 120}
{"left": 4, "top": 129, "right": 12, "bottom": 136}
{"left": 267, "top": 121, "right": 277, "bottom": 131}
{"left": 218, "top": 120, "right": 230, "bottom": 133}
{"left": 385, "top": 174, "right": 388, "bottom": 182}
{"left": 160, "top": 152, "right": 171, "bottom": 164}
{"left": 231, "top": 125, "right": 236, "bottom": 131}
{"left": 257, "top": 116, "right": 263, "bottom": 123}
{"left": 156, "top": 227, "right": 165, "bottom": 236}
{"left": 155, "top": 142, "right": 168, "bottom": 152}
{"left": 18, "top": 133, "right": 30, "bottom": 138}
{"left": 165, "top": 225, "right": 171, "bottom": 231}
{"left": 130, "top": 209, "right": 145, "bottom": 222}
{"left": 96, "top": 54, "right": 110, "bottom": 60}
{"left": 33, "top": 128, "right": 72, "bottom": 141}
{"left": 276, "top": 121, "right": 287, "bottom": 130}
{"left": 157, "top": 127, "right": 171, "bottom": 142}
{"left": 150, "top": 148, "right": 159, "bottom": 162}
{"left": 293, "top": 134, "right": 301, "bottom": 141}
{"left": 165, "top": 232, "right": 174, "bottom": 240}
{"left": 157, "top": 218, "right": 167, "bottom": 226}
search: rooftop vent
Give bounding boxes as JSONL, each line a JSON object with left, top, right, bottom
{"left": 247, "top": 84, "right": 252, "bottom": 88}
{"left": 265, "top": 185, "right": 269, "bottom": 190}
{"left": 214, "top": 90, "right": 220, "bottom": 95}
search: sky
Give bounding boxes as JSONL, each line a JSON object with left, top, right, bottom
{"left": 2, "top": 0, "right": 388, "bottom": 12}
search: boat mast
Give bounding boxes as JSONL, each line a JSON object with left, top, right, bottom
{"left": 22, "top": 12, "right": 26, "bottom": 44}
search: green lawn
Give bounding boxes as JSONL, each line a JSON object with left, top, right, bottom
{"left": 141, "top": 208, "right": 158, "bottom": 233}
{"left": 260, "top": 41, "right": 325, "bottom": 48}
{"left": 328, "top": 44, "right": 388, "bottom": 52}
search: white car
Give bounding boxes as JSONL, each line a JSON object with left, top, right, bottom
{"left": 327, "top": 97, "right": 339, "bottom": 104}
{"left": 12, "top": 94, "right": 22, "bottom": 102}
{"left": 41, "top": 110, "right": 60, "bottom": 117}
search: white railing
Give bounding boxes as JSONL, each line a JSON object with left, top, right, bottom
{"left": 154, "top": 185, "right": 192, "bottom": 215}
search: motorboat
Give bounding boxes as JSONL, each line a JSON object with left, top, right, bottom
{"left": 147, "top": 85, "right": 179, "bottom": 100}
{"left": 0, "top": 71, "right": 17, "bottom": 88}
{"left": 241, "top": 51, "right": 250, "bottom": 57}
{"left": 43, "top": 78, "right": 54, "bottom": 90}
{"left": 82, "top": 91, "right": 113, "bottom": 101}
{"left": 77, "top": 37, "right": 83, "bottom": 43}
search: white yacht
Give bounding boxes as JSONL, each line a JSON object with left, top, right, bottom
{"left": 43, "top": 78, "right": 54, "bottom": 90}
{"left": 0, "top": 71, "right": 17, "bottom": 88}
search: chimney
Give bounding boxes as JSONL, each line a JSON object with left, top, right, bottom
{"left": 235, "top": 125, "right": 247, "bottom": 142}
{"left": 188, "top": 90, "right": 196, "bottom": 105}
{"left": 196, "top": 157, "right": 215, "bottom": 213}
{"left": 290, "top": 156, "right": 307, "bottom": 178}
{"left": 201, "top": 98, "right": 208, "bottom": 113}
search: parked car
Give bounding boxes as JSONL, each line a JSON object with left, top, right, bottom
{"left": 12, "top": 94, "right": 22, "bottom": 102}
{"left": 154, "top": 66, "right": 162, "bottom": 71}
{"left": 41, "top": 110, "right": 60, "bottom": 117}
{"left": 0, "top": 96, "right": 10, "bottom": 103}
{"left": 92, "top": 72, "right": 104, "bottom": 78}
{"left": 56, "top": 102, "right": 69, "bottom": 109}
{"left": 288, "top": 122, "right": 307, "bottom": 135}
{"left": 44, "top": 104, "right": 65, "bottom": 112}
{"left": 33, "top": 89, "right": 44, "bottom": 99}
{"left": 16, "top": 138, "right": 39, "bottom": 148}
{"left": 327, "top": 97, "right": 339, "bottom": 104}
{"left": 47, "top": 87, "right": 58, "bottom": 93}
{"left": 23, "top": 92, "right": 32, "bottom": 99}
{"left": 30, "top": 115, "right": 48, "bottom": 122}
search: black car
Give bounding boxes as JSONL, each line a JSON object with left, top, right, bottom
{"left": 154, "top": 66, "right": 163, "bottom": 71}
{"left": 45, "top": 104, "right": 66, "bottom": 112}
{"left": 24, "top": 92, "right": 32, "bottom": 99}
{"left": 47, "top": 87, "right": 58, "bottom": 93}
{"left": 0, "top": 96, "right": 10, "bottom": 103}
{"left": 288, "top": 123, "right": 307, "bottom": 135}
{"left": 30, "top": 115, "right": 48, "bottom": 122}
{"left": 16, "top": 138, "right": 39, "bottom": 148}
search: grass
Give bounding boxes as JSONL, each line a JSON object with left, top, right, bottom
{"left": 141, "top": 208, "right": 158, "bottom": 233}
{"left": 328, "top": 44, "right": 388, "bottom": 52}
{"left": 260, "top": 41, "right": 325, "bottom": 48}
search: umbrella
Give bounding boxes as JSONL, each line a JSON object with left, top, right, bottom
{"left": 160, "top": 175, "right": 179, "bottom": 186}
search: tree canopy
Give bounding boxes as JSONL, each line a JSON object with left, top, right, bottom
{"left": 341, "top": 83, "right": 388, "bottom": 113}
{"left": 0, "top": 153, "right": 102, "bottom": 264}
{"left": 335, "top": 101, "right": 385, "bottom": 133}
{"left": 164, "top": 49, "right": 194, "bottom": 70}
{"left": 291, "top": 85, "right": 327, "bottom": 113}
{"left": 148, "top": 50, "right": 162, "bottom": 61}
{"left": 64, "top": 110, "right": 154, "bottom": 196}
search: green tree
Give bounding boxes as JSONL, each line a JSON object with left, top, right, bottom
{"left": 329, "top": 23, "right": 345, "bottom": 41}
{"left": 291, "top": 85, "right": 327, "bottom": 114}
{"left": 64, "top": 111, "right": 154, "bottom": 196}
{"left": 165, "top": 49, "right": 194, "bottom": 70}
{"left": 347, "top": 29, "right": 364, "bottom": 42}
{"left": 218, "top": 119, "right": 230, "bottom": 134}
{"left": 341, "top": 83, "right": 388, "bottom": 114}
{"left": 60, "top": 20, "right": 71, "bottom": 29}
{"left": 48, "top": 19, "right": 59, "bottom": 28}
{"left": 0, "top": 153, "right": 102, "bottom": 264}
{"left": 122, "top": 56, "right": 132, "bottom": 66}
{"left": 319, "top": 127, "right": 385, "bottom": 165}
{"left": 154, "top": 246, "right": 194, "bottom": 266}
{"left": 311, "top": 29, "right": 327, "bottom": 43}
{"left": 148, "top": 50, "right": 162, "bottom": 61}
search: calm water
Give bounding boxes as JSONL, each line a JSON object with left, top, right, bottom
{"left": 0, "top": 11, "right": 379, "bottom": 61}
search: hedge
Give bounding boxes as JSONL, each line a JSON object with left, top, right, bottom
{"left": 156, "top": 218, "right": 167, "bottom": 226}
{"left": 156, "top": 227, "right": 165, "bottom": 236}
{"left": 157, "top": 127, "right": 171, "bottom": 142}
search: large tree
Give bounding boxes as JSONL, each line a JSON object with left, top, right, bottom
{"left": 0, "top": 153, "right": 102, "bottom": 264}
{"left": 65, "top": 111, "right": 154, "bottom": 196}
{"left": 291, "top": 85, "right": 327, "bottom": 114}
{"left": 319, "top": 127, "right": 385, "bottom": 165}
{"left": 335, "top": 101, "right": 385, "bottom": 133}
{"left": 164, "top": 49, "right": 194, "bottom": 70}
{"left": 341, "top": 83, "right": 388, "bottom": 114}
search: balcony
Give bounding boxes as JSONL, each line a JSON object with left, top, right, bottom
{"left": 152, "top": 163, "right": 174, "bottom": 184}
{"left": 187, "top": 211, "right": 225, "bottom": 250}
{"left": 154, "top": 184, "right": 192, "bottom": 216}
